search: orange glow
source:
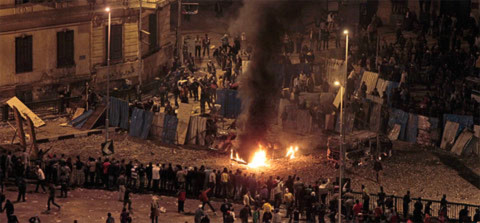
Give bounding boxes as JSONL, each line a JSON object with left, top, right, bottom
{"left": 230, "top": 144, "right": 269, "bottom": 168}
{"left": 286, "top": 146, "right": 299, "bottom": 159}
{"left": 248, "top": 146, "right": 269, "bottom": 168}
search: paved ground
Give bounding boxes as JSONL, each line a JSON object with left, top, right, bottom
{"left": 0, "top": 185, "right": 247, "bottom": 223}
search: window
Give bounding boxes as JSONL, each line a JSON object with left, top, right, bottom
{"left": 105, "top": 24, "right": 123, "bottom": 62}
{"left": 15, "top": 35, "right": 33, "bottom": 74}
{"left": 57, "top": 30, "right": 75, "bottom": 68}
{"left": 15, "top": 0, "right": 30, "bottom": 5}
{"left": 149, "top": 13, "right": 158, "bottom": 50}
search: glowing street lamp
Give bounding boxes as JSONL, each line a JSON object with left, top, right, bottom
{"left": 105, "top": 7, "right": 111, "bottom": 143}
{"left": 338, "top": 29, "right": 349, "bottom": 223}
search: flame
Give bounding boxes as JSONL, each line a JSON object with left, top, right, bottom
{"left": 286, "top": 146, "right": 299, "bottom": 159}
{"left": 231, "top": 149, "right": 247, "bottom": 164}
{"left": 248, "top": 146, "right": 269, "bottom": 168}
{"left": 230, "top": 144, "right": 269, "bottom": 168}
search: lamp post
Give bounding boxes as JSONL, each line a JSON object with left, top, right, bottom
{"left": 337, "top": 29, "right": 349, "bottom": 223}
{"left": 105, "top": 7, "right": 111, "bottom": 143}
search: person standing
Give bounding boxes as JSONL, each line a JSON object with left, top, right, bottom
{"left": 373, "top": 157, "right": 383, "bottom": 183}
{"left": 202, "top": 34, "right": 211, "bottom": 58}
{"left": 123, "top": 188, "right": 132, "bottom": 210}
{"left": 239, "top": 205, "right": 251, "bottom": 223}
{"left": 35, "top": 165, "right": 46, "bottom": 193}
{"left": 117, "top": 173, "right": 126, "bottom": 201}
{"left": 16, "top": 178, "right": 26, "bottom": 202}
{"left": 106, "top": 212, "right": 115, "bottom": 223}
{"left": 150, "top": 196, "right": 159, "bottom": 223}
{"left": 403, "top": 191, "right": 411, "bottom": 218}
{"left": 178, "top": 188, "right": 186, "bottom": 213}
{"left": 59, "top": 173, "right": 68, "bottom": 198}
{"left": 47, "top": 184, "right": 61, "bottom": 211}
{"left": 195, "top": 204, "right": 206, "bottom": 223}
{"left": 195, "top": 35, "right": 202, "bottom": 58}
{"left": 252, "top": 206, "right": 260, "bottom": 223}
{"left": 146, "top": 162, "right": 153, "bottom": 190}
{"left": 2, "top": 199, "right": 14, "bottom": 219}
{"left": 152, "top": 164, "right": 160, "bottom": 192}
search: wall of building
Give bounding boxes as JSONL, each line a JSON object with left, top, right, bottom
{"left": 0, "top": 24, "right": 91, "bottom": 88}
{"left": 142, "top": 4, "right": 174, "bottom": 82}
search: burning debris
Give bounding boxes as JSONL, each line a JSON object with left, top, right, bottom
{"left": 231, "top": 0, "right": 305, "bottom": 162}
{"left": 286, "top": 146, "right": 299, "bottom": 160}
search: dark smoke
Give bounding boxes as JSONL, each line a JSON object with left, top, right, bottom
{"left": 231, "top": 0, "right": 305, "bottom": 162}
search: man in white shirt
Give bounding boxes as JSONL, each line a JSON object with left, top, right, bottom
{"left": 35, "top": 165, "right": 46, "bottom": 193}
{"left": 152, "top": 164, "right": 160, "bottom": 192}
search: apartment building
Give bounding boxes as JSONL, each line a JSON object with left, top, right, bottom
{"left": 0, "top": 0, "right": 175, "bottom": 102}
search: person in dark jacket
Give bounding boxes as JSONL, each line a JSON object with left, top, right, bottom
{"left": 239, "top": 205, "right": 251, "bottom": 223}
{"left": 2, "top": 199, "right": 14, "bottom": 219}
{"left": 16, "top": 178, "right": 26, "bottom": 202}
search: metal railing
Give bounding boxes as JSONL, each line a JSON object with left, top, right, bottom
{"left": 344, "top": 191, "right": 480, "bottom": 220}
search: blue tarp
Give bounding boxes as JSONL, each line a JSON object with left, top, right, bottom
{"left": 406, "top": 113, "right": 418, "bottom": 143}
{"left": 129, "top": 108, "right": 144, "bottom": 138}
{"left": 216, "top": 89, "right": 242, "bottom": 118}
{"left": 162, "top": 115, "right": 178, "bottom": 144}
{"left": 128, "top": 108, "right": 153, "bottom": 139}
{"left": 443, "top": 114, "right": 474, "bottom": 137}
{"left": 386, "top": 81, "right": 399, "bottom": 107}
{"left": 70, "top": 109, "right": 93, "bottom": 129}
{"left": 109, "top": 97, "right": 129, "bottom": 129}
{"left": 140, "top": 111, "right": 153, "bottom": 139}
{"left": 388, "top": 108, "right": 409, "bottom": 140}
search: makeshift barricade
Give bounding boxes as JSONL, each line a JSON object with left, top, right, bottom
{"left": 129, "top": 108, "right": 153, "bottom": 140}
{"left": 216, "top": 89, "right": 242, "bottom": 118}
{"left": 440, "top": 121, "right": 459, "bottom": 150}
{"left": 388, "top": 109, "right": 408, "bottom": 141}
{"left": 443, "top": 114, "right": 474, "bottom": 137}
{"left": 417, "top": 115, "right": 439, "bottom": 147}
{"left": 109, "top": 97, "right": 129, "bottom": 130}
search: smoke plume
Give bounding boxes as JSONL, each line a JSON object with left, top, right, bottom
{"left": 231, "top": 0, "right": 304, "bottom": 162}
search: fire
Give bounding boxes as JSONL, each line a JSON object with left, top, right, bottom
{"left": 286, "top": 146, "right": 299, "bottom": 159}
{"left": 248, "top": 148, "right": 269, "bottom": 168}
{"left": 230, "top": 144, "right": 269, "bottom": 168}
{"left": 230, "top": 149, "right": 247, "bottom": 164}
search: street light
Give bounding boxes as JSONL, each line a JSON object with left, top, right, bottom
{"left": 105, "top": 7, "right": 111, "bottom": 144}
{"left": 338, "top": 29, "right": 349, "bottom": 223}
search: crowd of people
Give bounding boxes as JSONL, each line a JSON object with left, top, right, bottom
{"left": 0, "top": 149, "right": 478, "bottom": 223}
{"left": 350, "top": 9, "right": 480, "bottom": 123}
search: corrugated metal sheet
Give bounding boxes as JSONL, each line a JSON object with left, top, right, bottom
{"left": 451, "top": 129, "right": 474, "bottom": 156}
{"left": 162, "top": 115, "right": 178, "bottom": 144}
{"left": 358, "top": 71, "right": 379, "bottom": 94}
{"left": 443, "top": 114, "right": 474, "bottom": 137}
{"left": 440, "top": 121, "right": 460, "bottom": 150}
{"left": 388, "top": 109, "right": 408, "bottom": 140}
{"left": 369, "top": 103, "right": 382, "bottom": 132}
{"left": 474, "top": 125, "right": 480, "bottom": 155}
{"left": 406, "top": 113, "right": 418, "bottom": 143}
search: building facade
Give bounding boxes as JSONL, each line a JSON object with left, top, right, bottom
{"left": 0, "top": 0, "right": 175, "bottom": 102}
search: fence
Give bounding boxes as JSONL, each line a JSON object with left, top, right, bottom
{"left": 344, "top": 191, "right": 480, "bottom": 220}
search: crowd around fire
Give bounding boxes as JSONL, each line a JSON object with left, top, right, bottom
{"left": 2, "top": 1, "right": 480, "bottom": 223}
